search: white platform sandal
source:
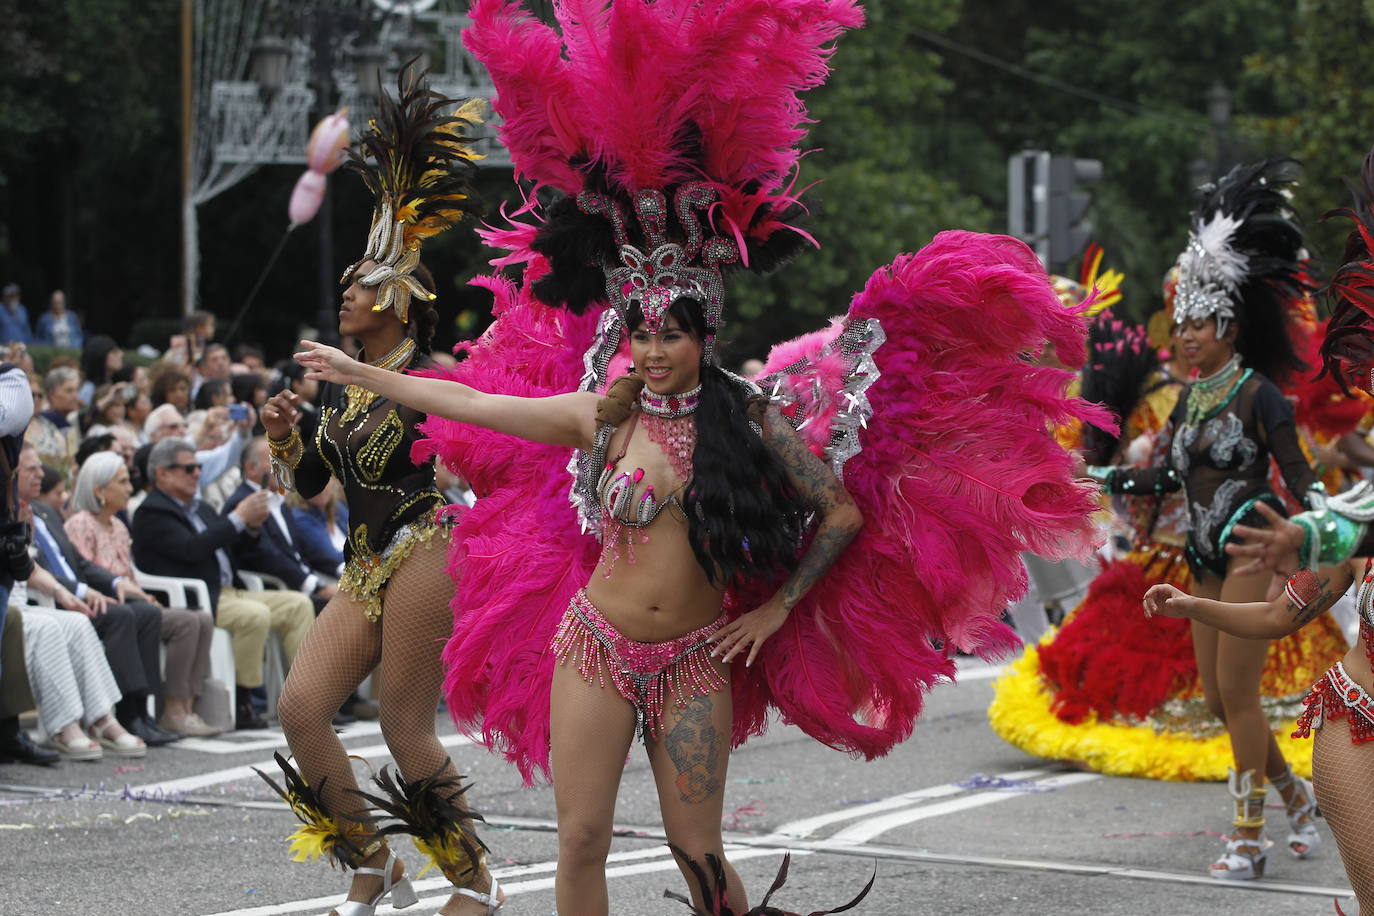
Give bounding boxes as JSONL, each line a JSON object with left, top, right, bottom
{"left": 1210, "top": 768, "right": 1270, "bottom": 881}
{"left": 332, "top": 849, "right": 418, "bottom": 916}
{"left": 1271, "top": 767, "right": 1322, "bottom": 859}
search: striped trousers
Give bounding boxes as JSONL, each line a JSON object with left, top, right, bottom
{"left": 20, "top": 607, "right": 122, "bottom": 735}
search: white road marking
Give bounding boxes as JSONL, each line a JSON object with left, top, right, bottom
{"left": 199, "top": 845, "right": 801, "bottom": 916}
{"left": 173, "top": 722, "right": 384, "bottom": 755}
{"left": 945, "top": 662, "right": 1008, "bottom": 683}
{"left": 770, "top": 767, "right": 1050, "bottom": 839}
{"left": 795, "top": 839, "right": 1354, "bottom": 900}
{"left": 131, "top": 733, "right": 475, "bottom": 797}
{"left": 831, "top": 771, "right": 1102, "bottom": 844}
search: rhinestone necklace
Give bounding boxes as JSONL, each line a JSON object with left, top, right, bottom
{"left": 638, "top": 383, "right": 702, "bottom": 418}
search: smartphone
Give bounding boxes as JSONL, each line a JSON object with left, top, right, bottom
{"left": 228, "top": 403, "right": 251, "bottom": 422}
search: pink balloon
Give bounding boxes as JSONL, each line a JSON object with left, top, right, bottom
{"left": 306, "top": 109, "right": 351, "bottom": 174}
{"left": 288, "top": 170, "right": 326, "bottom": 226}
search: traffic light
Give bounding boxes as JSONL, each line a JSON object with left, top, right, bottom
{"left": 1007, "top": 151, "right": 1102, "bottom": 272}
{"left": 1047, "top": 156, "right": 1102, "bottom": 274}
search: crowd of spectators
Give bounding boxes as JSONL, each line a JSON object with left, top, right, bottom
{"left": 0, "top": 292, "right": 376, "bottom": 766}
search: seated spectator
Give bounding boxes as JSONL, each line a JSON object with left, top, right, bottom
{"left": 81, "top": 385, "right": 128, "bottom": 438}
{"left": 17, "top": 446, "right": 176, "bottom": 747}
{"left": 225, "top": 438, "right": 336, "bottom": 611}
{"left": 272, "top": 359, "right": 318, "bottom": 419}
{"left": 25, "top": 367, "right": 80, "bottom": 475}
{"left": 150, "top": 368, "right": 191, "bottom": 413}
{"left": 188, "top": 378, "right": 232, "bottom": 446}
{"left": 111, "top": 363, "right": 149, "bottom": 393}
{"left": 286, "top": 481, "right": 347, "bottom": 579}
{"left": 231, "top": 371, "right": 269, "bottom": 414}
{"left": 131, "top": 437, "right": 313, "bottom": 730}
{"left": 191, "top": 343, "right": 231, "bottom": 400}
{"left": 115, "top": 383, "right": 152, "bottom": 442}
{"left": 36, "top": 465, "right": 67, "bottom": 516}
{"left": 67, "top": 452, "right": 220, "bottom": 737}
{"left": 183, "top": 311, "right": 215, "bottom": 367}
{"left": 144, "top": 402, "right": 249, "bottom": 494}
{"left": 74, "top": 432, "right": 114, "bottom": 469}
{"left": 233, "top": 344, "right": 268, "bottom": 377}
{"left": 35, "top": 290, "right": 82, "bottom": 352}
{"left": 14, "top": 570, "right": 144, "bottom": 760}
{"left": 0, "top": 283, "right": 31, "bottom": 344}
{"left": 77, "top": 336, "right": 120, "bottom": 407}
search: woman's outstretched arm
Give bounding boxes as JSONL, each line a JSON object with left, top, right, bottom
{"left": 294, "top": 340, "right": 599, "bottom": 450}
{"left": 1143, "top": 559, "right": 1360, "bottom": 639}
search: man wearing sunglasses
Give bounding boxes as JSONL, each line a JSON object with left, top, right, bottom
{"left": 130, "top": 438, "right": 313, "bottom": 731}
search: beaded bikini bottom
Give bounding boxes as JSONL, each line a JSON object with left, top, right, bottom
{"left": 1293, "top": 662, "right": 1374, "bottom": 745}
{"left": 550, "top": 589, "right": 727, "bottom": 740}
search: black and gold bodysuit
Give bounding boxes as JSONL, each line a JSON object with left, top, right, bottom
{"left": 270, "top": 339, "right": 445, "bottom": 620}
{"left": 1096, "top": 360, "right": 1321, "bottom": 578}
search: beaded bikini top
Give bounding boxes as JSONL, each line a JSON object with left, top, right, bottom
{"left": 592, "top": 409, "right": 692, "bottom": 529}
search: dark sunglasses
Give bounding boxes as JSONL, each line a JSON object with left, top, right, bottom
{"left": 170, "top": 462, "right": 202, "bottom": 474}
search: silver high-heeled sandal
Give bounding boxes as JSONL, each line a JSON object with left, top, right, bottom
{"left": 1210, "top": 768, "right": 1270, "bottom": 881}
{"left": 1271, "top": 767, "right": 1322, "bottom": 859}
{"left": 442, "top": 875, "right": 502, "bottom": 914}
{"left": 332, "top": 849, "right": 418, "bottom": 916}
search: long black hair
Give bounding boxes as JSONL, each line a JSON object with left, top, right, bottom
{"left": 80, "top": 335, "right": 120, "bottom": 389}
{"left": 626, "top": 297, "right": 807, "bottom": 587}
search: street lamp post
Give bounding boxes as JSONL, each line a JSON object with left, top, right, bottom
{"left": 194, "top": 0, "right": 507, "bottom": 328}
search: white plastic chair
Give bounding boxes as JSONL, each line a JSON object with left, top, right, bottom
{"left": 132, "top": 566, "right": 236, "bottom": 707}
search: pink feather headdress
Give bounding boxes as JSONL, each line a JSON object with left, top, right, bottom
{"left": 465, "top": 0, "right": 863, "bottom": 363}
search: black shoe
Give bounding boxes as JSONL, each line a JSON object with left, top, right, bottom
{"left": 332, "top": 709, "right": 357, "bottom": 727}
{"left": 235, "top": 700, "right": 268, "bottom": 731}
{"left": 127, "top": 717, "right": 181, "bottom": 747}
{"left": 0, "top": 717, "right": 59, "bottom": 766}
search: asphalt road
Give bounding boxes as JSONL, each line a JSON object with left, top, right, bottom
{"left": 0, "top": 662, "right": 1356, "bottom": 915}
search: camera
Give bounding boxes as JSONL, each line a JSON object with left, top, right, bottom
{"left": 0, "top": 521, "right": 33, "bottom": 581}
{"left": 228, "top": 403, "right": 251, "bottom": 423}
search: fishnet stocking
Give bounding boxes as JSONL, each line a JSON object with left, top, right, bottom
{"left": 278, "top": 536, "right": 494, "bottom": 912}
{"left": 1313, "top": 717, "right": 1374, "bottom": 910}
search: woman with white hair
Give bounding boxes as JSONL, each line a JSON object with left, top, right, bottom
{"left": 65, "top": 451, "right": 219, "bottom": 736}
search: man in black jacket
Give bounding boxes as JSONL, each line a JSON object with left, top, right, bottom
{"left": 17, "top": 446, "right": 178, "bottom": 746}
{"left": 131, "top": 437, "right": 313, "bottom": 730}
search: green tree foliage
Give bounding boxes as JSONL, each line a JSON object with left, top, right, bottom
{"left": 723, "top": 0, "right": 992, "bottom": 363}
{"left": 0, "top": 0, "right": 180, "bottom": 335}
{"left": 942, "top": 0, "right": 1296, "bottom": 322}
{"left": 1246, "top": 0, "right": 1374, "bottom": 267}
{"left": 2, "top": 0, "right": 1373, "bottom": 359}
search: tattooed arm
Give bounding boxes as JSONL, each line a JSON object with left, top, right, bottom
{"left": 711, "top": 407, "right": 863, "bottom": 666}
{"left": 1143, "top": 559, "right": 1360, "bottom": 639}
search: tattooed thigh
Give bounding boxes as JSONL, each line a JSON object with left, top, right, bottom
{"left": 660, "top": 694, "right": 723, "bottom": 804}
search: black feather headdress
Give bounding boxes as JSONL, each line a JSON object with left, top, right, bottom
{"left": 342, "top": 64, "right": 484, "bottom": 323}
{"left": 1171, "top": 157, "right": 1311, "bottom": 385}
